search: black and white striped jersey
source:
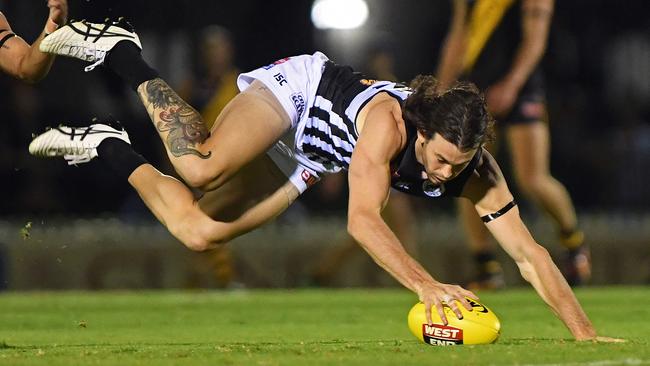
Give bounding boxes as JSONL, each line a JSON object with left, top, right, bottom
{"left": 295, "top": 61, "right": 411, "bottom": 174}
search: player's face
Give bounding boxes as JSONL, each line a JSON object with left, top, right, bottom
{"left": 416, "top": 132, "right": 477, "bottom": 185}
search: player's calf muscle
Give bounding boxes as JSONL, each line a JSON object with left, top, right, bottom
{"left": 128, "top": 165, "right": 222, "bottom": 251}
{"left": 137, "top": 78, "right": 211, "bottom": 159}
{"left": 169, "top": 210, "right": 225, "bottom": 252}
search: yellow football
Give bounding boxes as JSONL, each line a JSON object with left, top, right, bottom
{"left": 407, "top": 298, "right": 501, "bottom": 346}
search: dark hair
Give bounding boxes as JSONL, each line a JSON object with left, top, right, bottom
{"left": 402, "top": 75, "right": 495, "bottom": 151}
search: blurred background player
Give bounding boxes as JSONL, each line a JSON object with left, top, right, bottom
{"left": 436, "top": 0, "right": 589, "bottom": 288}
{"left": 0, "top": 0, "right": 67, "bottom": 82}
{"left": 309, "top": 45, "right": 418, "bottom": 287}
{"left": 180, "top": 25, "right": 240, "bottom": 129}
{"left": 179, "top": 25, "right": 240, "bottom": 289}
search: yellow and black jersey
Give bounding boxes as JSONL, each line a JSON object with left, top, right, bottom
{"left": 462, "top": 0, "right": 537, "bottom": 89}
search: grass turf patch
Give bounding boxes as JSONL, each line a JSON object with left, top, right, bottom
{"left": 0, "top": 287, "right": 648, "bottom": 365}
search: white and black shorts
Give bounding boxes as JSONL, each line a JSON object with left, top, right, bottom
{"left": 237, "top": 52, "right": 329, "bottom": 194}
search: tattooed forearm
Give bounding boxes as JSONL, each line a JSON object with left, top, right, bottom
{"left": 141, "top": 78, "right": 211, "bottom": 159}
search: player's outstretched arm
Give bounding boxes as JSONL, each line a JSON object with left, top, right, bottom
{"left": 461, "top": 151, "right": 599, "bottom": 340}
{"left": 0, "top": 1, "right": 67, "bottom": 82}
{"left": 348, "top": 101, "right": 477, "bottom": 326}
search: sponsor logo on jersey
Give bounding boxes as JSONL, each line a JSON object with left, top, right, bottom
{"left": 422, "top": 324, "right": 464, "bottom": 345}
{"left": 274, "top": 72, "right": 288, "bottom": 86}
{"left": 422, "top": 180, "right": 445, "bottom": 197}
{"left": 262, "top": 57, "right": 291, "bottom": 70}
{"left": 300, "top": 169, "right": 318, "bottom": 187}
{"left": 291, "top": 92, "right": 306, "bottom": 119}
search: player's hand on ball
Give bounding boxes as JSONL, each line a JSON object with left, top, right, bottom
{"left": 416, "top": 281, "right": 479, "bottom": 325}
{"left": 408, "top": 298, "right": 501, "bottom": 345}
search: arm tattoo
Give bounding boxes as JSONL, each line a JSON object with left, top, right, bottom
{"left": 143, "top": 78, "right": 211, "bottom": 159}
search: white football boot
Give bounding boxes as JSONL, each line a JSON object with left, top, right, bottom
{"left": 40, "top": 18, "right": 142, "bottom": 72}
{"left": 29, "top": 123, "right": 131, "bottom": 165}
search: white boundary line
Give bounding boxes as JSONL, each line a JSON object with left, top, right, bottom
{"left": 517, "top": 359, "right": 649, "bottom": 366}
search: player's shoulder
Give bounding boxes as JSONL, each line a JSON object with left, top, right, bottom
{"left": 374, "top": 92, "right": 407, "bottom": 123}
{"left": 475, "top": 148, "right": 500, "bottom": 184}
{"left": 461, "top": 148, "right": 505, "bottom": 199}
{"left": 354, "top": 96, "right": 406, "bottom": 162}
{"left": 359, "top": 93, "right": 403, "bottom": 132}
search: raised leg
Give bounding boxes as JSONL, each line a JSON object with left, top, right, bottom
{"left": 128, "top": 154, "right": 299, "bottom": 252}
{"left": 136, "top": 78, "right": 291, "bottom": 191}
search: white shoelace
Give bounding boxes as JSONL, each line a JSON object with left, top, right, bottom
{"left": 84, "top": 50, "right": 107, "bottom": 72}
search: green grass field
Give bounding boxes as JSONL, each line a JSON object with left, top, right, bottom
{"left": 0, "top": 287, "right": 648, "bottom": 365}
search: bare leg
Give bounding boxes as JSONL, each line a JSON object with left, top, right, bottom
{"left": 197, "top": 155, "right": 298, "bottom": 288}
{"left": 136, "top": 78, "right": 291, "bottom": 190}
{"left": 127, "top": 154, "right": 299, "bottom": 252}
{"left": 506, "top": 122, "right": 577, "bottom": 233}
{"left": 128, "top": 164, "right": 216, "bottom": 251}
{"left": 507, "top": 121, "right": 589, "bottom": 285}
{"left": 197, "top": 154, "right": 298, "bottom": 221}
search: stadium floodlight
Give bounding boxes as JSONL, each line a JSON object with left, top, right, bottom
{"left": 311, "top": 0, "right": 369, "bottom": 30}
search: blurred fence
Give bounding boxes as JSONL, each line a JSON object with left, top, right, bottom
{"left": 0, "top": 214, "right": 648, "bottom": 290}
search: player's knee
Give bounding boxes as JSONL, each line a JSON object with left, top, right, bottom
{"left": 169, "top": 219, "right": 208, "bottom": 252}
{"left": 169, "top": 210, "right": 230, "bottom": 251}
{"left": 181, "top": 231, "right": 222, "bottom": 252}
{"left": 186, "top": 223, "right": 230, "bottom": 252}
{"left": 182, "top": 164, "right": 228, "bottom": 190}
{"left": 182, "top": 168, "right": 215, "bottom": 189}
{"left": 184, "top": 237, "right": 211, "bottom": 252}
